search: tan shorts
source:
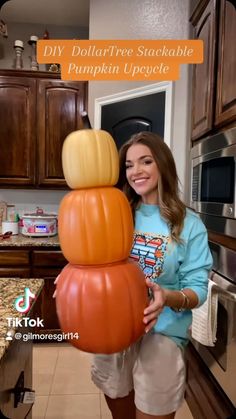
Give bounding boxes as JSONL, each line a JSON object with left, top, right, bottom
{"left": 91, "top": 333, "right": 186, "bottom": 416}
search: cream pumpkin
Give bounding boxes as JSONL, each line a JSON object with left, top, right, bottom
{"left": 62, "top": 129, "right": 119, "bottom": 189}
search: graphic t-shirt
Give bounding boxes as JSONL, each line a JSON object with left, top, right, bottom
{"left": 130, "top": 203, "right": 213, "bottom": 348}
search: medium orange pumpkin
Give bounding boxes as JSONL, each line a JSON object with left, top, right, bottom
{"left": 56, "top": 260, "right": 148, "bottom": 354}
{"left": 58, "top": 187, "right": 134, "bottom": 265}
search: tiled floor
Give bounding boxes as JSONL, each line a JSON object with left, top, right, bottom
{"left": 32, "top": 343, "right": 193, "bottom": 419}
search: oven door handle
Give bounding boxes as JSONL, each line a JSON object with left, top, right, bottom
{"left": 211, "top": 282, "right": 236, "bottom": 302}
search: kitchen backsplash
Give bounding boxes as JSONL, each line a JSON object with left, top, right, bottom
{"left": 0, "top": 189, "right": 68, "bottom": 216}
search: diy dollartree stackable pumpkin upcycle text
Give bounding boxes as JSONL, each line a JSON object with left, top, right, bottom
{"left": 56, "top": 125, "right": 148, "bottom": 354}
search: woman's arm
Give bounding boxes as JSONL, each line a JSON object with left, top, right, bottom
{"left": 163, "top": 287, "right": 199, "bottom": 310}
{"left": 143, "top": 215, "right": 213, "bottom": 333}
{"left": 143, "top": 280, "right": 199, "bottom": 333}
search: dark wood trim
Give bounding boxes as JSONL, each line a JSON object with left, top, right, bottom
{"left": 0, "top": 250, "right": 30, "bottom": 266}
{"left": 215, "top": 0, "right": 236, "bottom": 127}
{"left": 190, "top": 0, "right": 216, "bottom": 24}
{"left": 32, "top": 250, "right": 67, "bottom": 267}
{"left": 208, "top": 231, "right": 236, "bottom": 251}
{"left": 185, "top": 343, "right": 235, "bottom": 418}
{"left": 190, "top": 0, "right": 218, "bottom": 141}
{"left": 0, "top": 69, "right": 61, "bottom": 79}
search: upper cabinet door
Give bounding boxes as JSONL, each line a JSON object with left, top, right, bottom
{"left": 215, "top": 0, "right": 236, "bottom": 127}
{"left": 191, "top": 0, "right": 217, "bottom": 141}
{"left": 0, "top": 76, "right": 36, "bottom": 185}
{"left": 37, "top": 80, "right": 87, "bottom": 187}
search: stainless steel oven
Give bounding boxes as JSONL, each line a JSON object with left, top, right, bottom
{"left": 190, "top": 127, "right": 236, "bottom": 238}
{"left": 191, "top": 242, "right": 236, "bottom": 407}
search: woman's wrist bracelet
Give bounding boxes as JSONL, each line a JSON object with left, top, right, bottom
{"left": 179, "top": 290, "right": 190, "bottom": 309}
{"left": 171, "top": 289, "right": 190, "bottom": 312}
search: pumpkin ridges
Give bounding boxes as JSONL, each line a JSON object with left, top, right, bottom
{"left": 99, "top": 189, "right": 118, "bottom": 261}
{"left": 103, "top": 272, "right": 116, "bottom": 349}
{"left": 95, "top": 131, "right": 107, "bottom": 185}
{"left": 105, "top": 133, "right": 116, "bottom": 184}
{"left": 117, "top": 190, "right": 132, "bottom": 257}
{"left": 58, "top": 128, "right": 147, "bottom": 353}
{"left": 123, "top": 269, "right": 137, "bottom": 343}
{"left": 58, "top": 188, "right": 134, "bottom": 265}
{"left": 129, "top": 264, "right": 148, "bottom": 338}
{"left": 65, "top": 192, "right": 88, "bottom": 258}
{"left": 62, "top": 130, "right": 119, "bottom": 188}
{"left": 56, "top": 261, "right": 148, "bottom": 353}
{"left": 58, "top": 267, "right": 72, "bottom": 331}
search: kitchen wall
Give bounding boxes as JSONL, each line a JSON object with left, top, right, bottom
{"left": 88, "top": 0, "right": 193, "bottom": 203}
{"left": 0, "top": 22, "right": 88, "bottom": 70}
{"left": 0, "top": 189, "right": 68, "bottom": 216}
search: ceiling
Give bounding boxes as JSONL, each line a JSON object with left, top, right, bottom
{"left": 0, "top": 0, "right": 90, "bottom": 27}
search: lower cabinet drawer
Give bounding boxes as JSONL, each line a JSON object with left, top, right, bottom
{"left": 0, "top": 267, "right": 30, "bottom": 278}
{"left": 0, "top": 250, "right": 30, "bottom": 266}
{"left": 32, "top": 267, "right": 62, "bottom": 277}
{"left": 32, "top": 250, "right": 67, "bottom": 267}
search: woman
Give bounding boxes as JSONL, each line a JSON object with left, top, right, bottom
{"left": 91, "top": 131, "right": 213, "bottom": 419}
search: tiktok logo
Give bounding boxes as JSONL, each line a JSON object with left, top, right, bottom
{"left": 14, "top": 288, "right": 36, "bottom": 313}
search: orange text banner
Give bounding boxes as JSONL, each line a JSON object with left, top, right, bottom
{"left": 37, "top": 39, "right": 203, "bottom": 81}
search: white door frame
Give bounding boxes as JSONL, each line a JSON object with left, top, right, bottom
{"left": 94, "top": 81, "right": 174, "bottom": 147}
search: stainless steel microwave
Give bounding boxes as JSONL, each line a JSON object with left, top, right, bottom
{"left": 190, "top": 128, "right": 236, "bottom": 238}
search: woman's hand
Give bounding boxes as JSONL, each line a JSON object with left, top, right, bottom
{"left": 143, "top": 278, "right": 166, "bottom": 333}
{"left": 52, "top": 274, "right": 60, "bottom": 298}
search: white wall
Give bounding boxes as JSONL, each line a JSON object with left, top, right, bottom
{"left": 89, "top": 0, "right": 193, "bottom": 202}
{"left": 0, "top": 189, "right": 68, "bottom": 217}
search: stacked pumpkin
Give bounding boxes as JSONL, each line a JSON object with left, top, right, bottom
{"left": 55, "top": 128, "right": 148, "bottom": 354}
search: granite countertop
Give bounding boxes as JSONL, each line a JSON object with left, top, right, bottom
{"left": 0, "top": 278, "right": 44, "bottom": 360}
{"left": 0, "top": 233, "right": 60, "bottom": 247}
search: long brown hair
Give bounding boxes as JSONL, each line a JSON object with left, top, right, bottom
{"left": 117, "top": 132, "right": 186, "bottom": 242}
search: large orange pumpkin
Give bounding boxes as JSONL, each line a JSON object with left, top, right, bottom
{"left": 56, "top": 260, "right": 148, "bottom": 354}
{"left": 58, "top": 187, "right": 134, "bottom": 265}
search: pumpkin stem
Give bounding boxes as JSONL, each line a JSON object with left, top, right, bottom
{"left": 81, "top": 111, "right": 92, "bottom": 129}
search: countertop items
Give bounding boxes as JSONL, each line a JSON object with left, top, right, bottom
{"left": 2, "top": 220, "right": 19, "bottom": 235}
{"left": 0, "top": 201, "right": 7, "bottom": 228}
{"left": 0, "top": 278, "right": 44, "bottom": 360}
{"left": 0, "top": 233, "right": 60, "bottom": 247}
{"left": 21, "top": 208, "right": 58, "bottom": 237}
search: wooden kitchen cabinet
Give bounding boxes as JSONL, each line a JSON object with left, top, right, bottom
{"left": 190, "top": 0, "right": 217, "bottom": 141}
{"left": 0, "top": 327, "right": 33, "bottom": 419}
{"left": 0, "top": 246, "right": 67, "bottom": 333}
{"left": 0, "top": 278, "right": 44, "bottom": 418}
{"left": 31, "top": 250, "right": 67, "bottom": 333}
{"left": 0, "top": 249, "right": 30, "bottom": 278}
{"left": 0, "top": 70, "right": 87, "bottom": 188}
{"left": 215, "top": 0, "right": 236, "bottom": 127}
{"left": 185, "top": 343, "right": 235, "bottom": 418}
{"left": 190, "top": 0, "right": 236, "bottom": 141}
{"left": 37, "top": 78, "right": 87, "bottom": 187}
{"left": 0, "top": 76, "right": 36, "bottom": 186}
